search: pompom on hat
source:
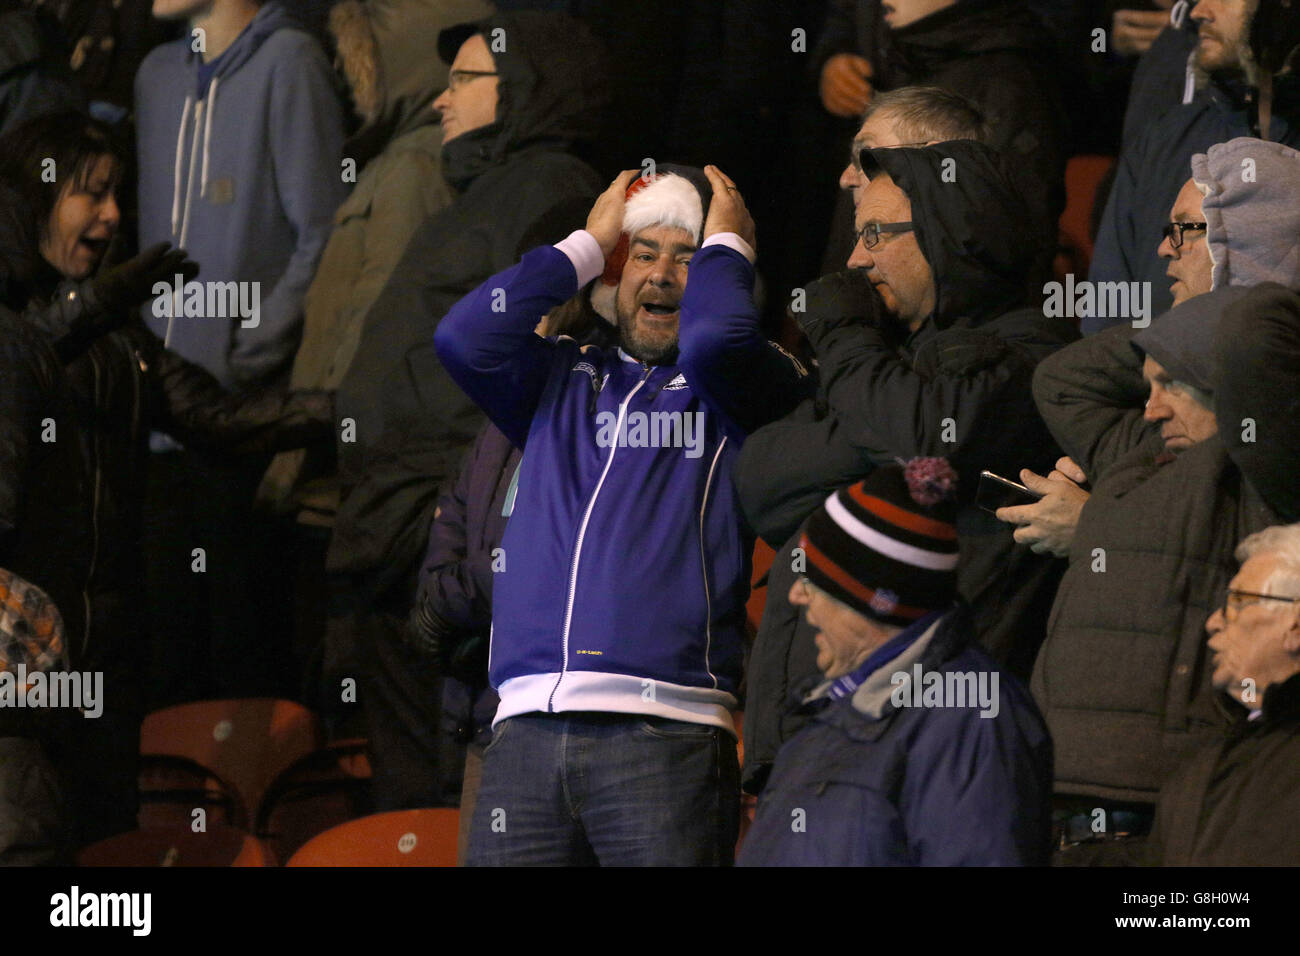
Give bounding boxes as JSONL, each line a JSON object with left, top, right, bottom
{"left": 589, "top": 163, "right": 712, "bottom": 323}
{"left": 799, "top": 458, "right": 960, "bottom": 627}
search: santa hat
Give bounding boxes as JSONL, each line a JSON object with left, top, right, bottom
{"left": 590, "top": 164, "right": 712, "bottom": 323}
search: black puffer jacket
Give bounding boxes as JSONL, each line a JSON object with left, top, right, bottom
{"left": 812, "top": 0, "right": 1066, "bottom": 231}
{"left": 0, "top": 307, "right": 91, "bottom": 704}
{"left": 738, "top": 141, "right": 1078, "bottom": 794}
{"left": 329, "top": 11, "right": 608, "bottom": 608}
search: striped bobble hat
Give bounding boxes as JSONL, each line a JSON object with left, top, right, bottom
{"left": 799, "top": 458, "right": 959, "bottom": 627}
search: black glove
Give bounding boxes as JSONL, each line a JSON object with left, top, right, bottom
{"left": 406, "top": 595, "right": 455, "bottom": 663}
{"left": 792, "top": 269, "right": 885, "bottom": 333}
{"left": 91, "top": 242, "right": 199, "bottom": 314}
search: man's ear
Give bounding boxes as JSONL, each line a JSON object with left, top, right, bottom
{"left": 1283, "top": 604, "right": 1300, "bottom": 653}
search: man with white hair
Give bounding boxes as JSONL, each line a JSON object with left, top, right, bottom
{"left": 1146, "top": 523, "right": 1300, "bottom": 865}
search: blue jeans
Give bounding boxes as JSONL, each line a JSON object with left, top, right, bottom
{"left": 465, "top": 713, "right": 739, "bottom": 866}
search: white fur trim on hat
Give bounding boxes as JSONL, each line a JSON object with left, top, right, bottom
{"left": 623, "top": 173, "right": 704, "bottom": 241}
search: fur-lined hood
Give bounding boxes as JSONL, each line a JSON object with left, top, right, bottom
{"left": 330, "top": 0, "right": 492, "bottom": 158}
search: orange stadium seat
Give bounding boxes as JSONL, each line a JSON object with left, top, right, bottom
{"left": 1055, "top": 154, "right": 1117, "bottom": 283}
{"left": 254, "top": 738, "right": 373, "bottom": 863}
{"left": 139, "top": 698, "right": 323, "bottom": 829}
{"left": 286, "top": 808, "right": 460, "bottom": 867}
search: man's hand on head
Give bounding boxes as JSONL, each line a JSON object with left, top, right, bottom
{"left": 585, "top": 169, "right": 641, "bottom": 258}
{"left": 703, "top": 165, "right": 756, "bottom": 251}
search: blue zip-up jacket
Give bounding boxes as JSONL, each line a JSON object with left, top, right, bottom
{"left": 739, "top": 605, "right": 1053, "bottom": 866}
{"left": 435, "top": 233, "right": 810, "bottom": 732}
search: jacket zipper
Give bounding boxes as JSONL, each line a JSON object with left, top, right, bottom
{"left": 697, "top": 436, "right": 727, "bottom": 690}
{"left": 548, "top": 363, "right": 654, "bottom": 711}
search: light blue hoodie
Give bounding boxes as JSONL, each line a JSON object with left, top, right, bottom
{"left": 135, "top": 2, "right": 348, "bottom": 391}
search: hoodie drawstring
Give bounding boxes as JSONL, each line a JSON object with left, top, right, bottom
{"left": 178, "top": 99, "right": 204, "bottom": 250}
{"left": 169, "top": 95, "right": 193, "bottom": 241}
{"left": 200, "top": 75, "right": 219, "bottom": 198}
{"left": 167, "top": 92, "right": 204, "bottom": 348}
{"left": 1170, "top": 0, "right": 1189, "bottom": 30}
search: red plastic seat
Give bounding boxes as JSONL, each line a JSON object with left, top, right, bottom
{"left": 286, "top": 808, "right": 460, "bottom": 867}
{"left": 139, "top": 698, "right": 323, "bottom": 827}
{"left": 747, "top": 538, "right": 776, "bottom": 633}
{"left": 137, "top": 754, "right": 246, "bottom": 830}
{"left": 1056, "top": 154, "right": 1117, "bottom": 282}
{"left": 78, "top": 825, "right": 275, "bottom": 867}
{"left": 254, "top": 739, "right": 373, "bottom": 863}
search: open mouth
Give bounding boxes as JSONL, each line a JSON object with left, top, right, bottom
{"left": 78, "top": 236, "right": 110, "bottom": 257}
{"left": 640, "top": 302, "right": 678, "bottom": 318}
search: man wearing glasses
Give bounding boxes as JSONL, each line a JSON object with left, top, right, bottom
{"left": 735, "top": 138, "right": 1078, "bottom": 797}
{"left": 1145, "top": 523, "right": 1300, "bottom": 865}
{"left": 330, "top": 11, "right": 610, "bottom": 812}
{"left": 1025, "top": 278, "right": 1300, "bottom": 863}
{"left": 1013, "top": 137, "right": 1300, "bottom": 559}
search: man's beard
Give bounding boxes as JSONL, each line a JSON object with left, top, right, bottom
{"left": 616, "top": 299, "right": 679, "bottom": 366}
{"left": 1193, "top": 24, "right": 1248, "bottom": 76}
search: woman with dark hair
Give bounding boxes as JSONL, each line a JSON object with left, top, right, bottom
{"left": 0, "top": 110, "right": 336, "bottom": 848}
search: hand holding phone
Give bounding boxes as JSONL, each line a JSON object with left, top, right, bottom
{"left": 990, "top": 465, "right": 1091, "bottom": 558}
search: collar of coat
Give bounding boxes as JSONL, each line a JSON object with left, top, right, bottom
{"left": 798, "top": 602, "right": 974, "bottom": 729}
{"left": 1262, "top": 671, "right": 1300, "bottom": 724}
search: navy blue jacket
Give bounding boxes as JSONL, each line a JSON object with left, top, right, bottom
{"left": 1088, "top": 75, "right": 1300, "bottom": 330}
{"left": 436, "top": 238, "right": 809, "bottom": 731}
{"left": 739, "top": 605, "right": 1053, "bottom": 866}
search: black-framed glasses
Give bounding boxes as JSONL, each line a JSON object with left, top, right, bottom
{"left": 1162, "top": 221, "right": 1207, "bottom": 250}
{"left": 856, "top": 221, "right": 914, "bottom": 250}
{"left": 1224, "top": 588, "right": 1300, "bottom": 622}
{"left": 448, "top": 69, "right": 498, "bottom": 91}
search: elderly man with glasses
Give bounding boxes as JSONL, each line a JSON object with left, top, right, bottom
{"left": 1142, "top": 523, "right": 1300, "bottom": 865}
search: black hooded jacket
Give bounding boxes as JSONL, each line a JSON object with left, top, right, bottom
{"left": 812, "top": 0, "right": 1066, "bottom": 231}
{"left": 329, "top": 11, "right": 609, "bottom": 606}
{"left": 737, "top": 140, "right": 1078, "bottom": 794}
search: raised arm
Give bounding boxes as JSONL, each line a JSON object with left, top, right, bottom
{"left": 1031, "top": 322, "right": 1160, "bottom": 482}
{"left": 435, "top": 171, "right": 641, "bottom": 447}
{"left": 145, "top": 325, "right": 334, "bottom": 457}
{"left": 677, "top": 166, "right": 812, "bottom": 436}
